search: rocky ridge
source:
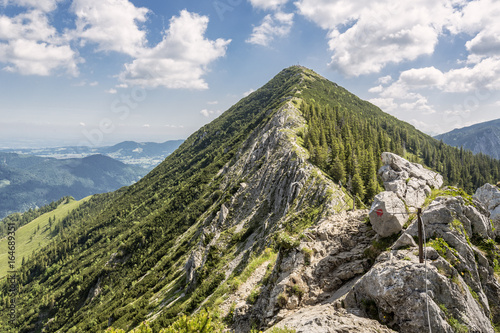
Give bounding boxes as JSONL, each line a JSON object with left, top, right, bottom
{"left": 239, "top": 154, "right": 500, "bottom": 333}
{"left": 178, "top": 101, "right": 352, "bottom": 316}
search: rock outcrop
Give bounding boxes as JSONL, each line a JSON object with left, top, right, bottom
{"left": 253, "top": 153, "right": 500, "bottom": 333}
{"left": 378, "top": 152, "right": 443, "bottom": 208}
{"left": 183, "top": 101, "right": 351, "bottom": 286}
{"left": 270, "top": 304, "right": 396, "bottom": 333}
{"left": 234, "top": 211, "right": 378, "bottom": 331}
{"left": 346, "top": 188, "right": 500, "bottom": 333}
{"left": 369, "top": 191, "right": 408, "bottom": 237}
{"left": 474, "top": 183, "right": 500, "bottom": 236}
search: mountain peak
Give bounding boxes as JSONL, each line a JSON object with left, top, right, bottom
{"left": 4, "top": 67, "right": 500, "bottom": 333}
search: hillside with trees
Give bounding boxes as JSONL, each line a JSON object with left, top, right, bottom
{"left": 1, "top": 66, "right": 500, "bottom": 332}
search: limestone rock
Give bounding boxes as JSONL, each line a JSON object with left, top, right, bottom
{"left": 184, "top": 250, "right": 203, "bottom": 284}
{"left": 369, "top": 191, "right": 408, "bottom": 237}
{"left": 268, "top": 304, "right": 396, "bottom": 333}
{"left": 381, "top": 152, "right": 444, "bottom": 190}
{"left": 474, "top": 183, "right": 500, "bottom": 213}
{"left": 218, "top": 204, "right": 229, "bottom": 226}
{"left": 474, "top": 184, "right": 500, "bottom": 235}
{"left": 242, "top": 211, "right": 376, "bottom": 331}
{"left": 345, "top": 251, "right": 494, "bottom": 333}
{"left": 379, "top": 152, "right": 443, "bottom": 208}
{"left": 392, "top": 233, "right": 417, "bottom": 250}
{"left": 406, "top": 196, "right": 494, "bottom": 240}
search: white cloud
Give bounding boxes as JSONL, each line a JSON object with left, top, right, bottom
{"left": 243, "top": 88, "right": 255, "bottom": 97}
{"left": 248, "top": 0, "right": 289, "bottom": 10}
{"left": 379, "top": 60, "right": 500, "bottom": 96}
{"left": 0, "top": 10, "right": 80, "bottom": 75}
{"left": 378, "top": 75, "right": 393, "bottom": 85}
{"left": 119, "top": 10, "right": 230, "bottom": 89}
{"left": 200, "top": 109, "right": 221, "bottom": 117}
{"left": 368, "top": 98, "right": 397, "bottom": 112}
{"left": 2, "top": 0, "right": 61, "bottom": 12}
{"left": 466, "top": 29, "right": 500, "bottom": 58}
{"left": 0, "top": 10, "right": 57, "bottom": 40}
{"left": 399, "top": 67, "right": 445, "bottom": 88}
{"left": 207, "top": 100, "right": 219, "bottom": 105}
{"left": 368, "top": 85, "right": 383, "bottom": 94}
{"left": 143, "top": 124, "right": 150, "bottom": 128}
{"left": 295, "top": 0, "right": 453, "bottom": 76}
{"left": 89, "top": 81, "right": 98, "bottom": 86}
{"left": 79, "top": 122, "right": 86, "bottom": 127}
{"left": 71, "top": 0, "right": 149, "bottom": 56}
{"left": 0, "top": 39, "right": 78, "bottom": 76}
{"left": 246, "top": 12, "right": 294, "bottom": 46}
{"left": 409, "top": 119, "right": 441, "bottom": 136}
{"left": 105, "top": 88, "right": 117, "bottom": 94}
{"left": 400, "top": 97, "right": 436, "bottom": 115}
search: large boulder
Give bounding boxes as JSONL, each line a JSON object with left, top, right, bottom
{"left": 379, "top": 152, "right": 443, "bottom": 208}
{"left": 406, "top": 196, "right": 494, "bottom": 242}
{"left": 381, "top": 152, "right": 444, "bottom": 189}
{"left": 369, "top": 191, "right": 408, "bottom": 237}
{"left": 345, "top": 250, "right": 494, "bottom": 333}
{"left": 474, "top": 184, "right": 500, "bottom": 234}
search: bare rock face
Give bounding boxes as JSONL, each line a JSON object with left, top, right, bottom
{"left": 348, "top": 190, "right": 500, "bottom": 332}
{"left": 369, "top": 191, "right": 408, "bottom": 237}
{"left": 345, "top": 250, "right": 493, "bottom": 333}
{"left": 474, "top": 183, "right": 500, "bottom": 235}
{"left": 268, "top": 304, "right": 396, "bottom": 333}
{"left": 379, "top": 152, "right": 443, "bottom": 208}
{"left": 238, "top": 211, "right": 376, "bottom": 331}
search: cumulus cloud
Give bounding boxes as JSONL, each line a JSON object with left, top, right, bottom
{"left": 119, "top": 10, "right": 230, "bottom": 89}
{"left": 71, "top": 0, "right": 149, "bottom": 56}
{"left": 247, "top": 11, "right": 293, "bottom": 46}
{"left": 200, "top": 109, "right": 221, "bottom": 117}
{"left": 0, "top": 2, "right": 229, "bottom": 88}
{"left": 368, "top": 98, "right": 397, "bottom": 112}
{"left": 0, "top": 10, "right": 80, "bottom": 76}
{"left": 295, "top": 0, "right": 453, "bottom": 76}
{"left": 368, "top": 85, "right": 383, "bottom": 94}
{"left": 2, "top": 0, "right": 61, "bottom": 12}
{"left": 378, "top": 60, "right": 500, "bottom": 96}
{"left": 105, "top": 88, "right": 117, "bottom": 94}
{"left": 378, "top": 75, "right": 393, "bottom": 85}
{"left": 248, "top": 0, "right": 289, "bottom": 10}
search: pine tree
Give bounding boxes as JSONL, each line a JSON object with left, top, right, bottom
{"left": 330, "top": 156, "right": 346, "bottom": 184}
{"left": 351, "top": 172, "right": 365, "bottom": 202}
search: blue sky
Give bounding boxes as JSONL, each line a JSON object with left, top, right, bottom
{"left": 0, "top": 0, "right": 499, "bottom": 148}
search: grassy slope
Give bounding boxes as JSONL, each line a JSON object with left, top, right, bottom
{"left": 0, "top": 196, "right": 92, "bottom": 279}
{"left": 0, "top": 67, "right": 304, "bottom": 333}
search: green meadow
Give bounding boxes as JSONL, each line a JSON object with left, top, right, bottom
{"left": 0, "top": 196, "right": 92, "bottom": 279}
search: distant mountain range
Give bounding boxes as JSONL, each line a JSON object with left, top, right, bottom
{"left": 435, "top": 118, "right": 500, "bottom": 160}
{"left": 0, "top": 152, "right": 147, "bottom": 219}
{"left": 0, "top": 139, "right": 184, "bottom": 170}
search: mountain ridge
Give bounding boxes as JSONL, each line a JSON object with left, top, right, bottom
{"left": 435, "top": 118, "right": 500, "bottom": 160}
{"left": 1, "top": 66, "right": 500, "bottom": 333}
